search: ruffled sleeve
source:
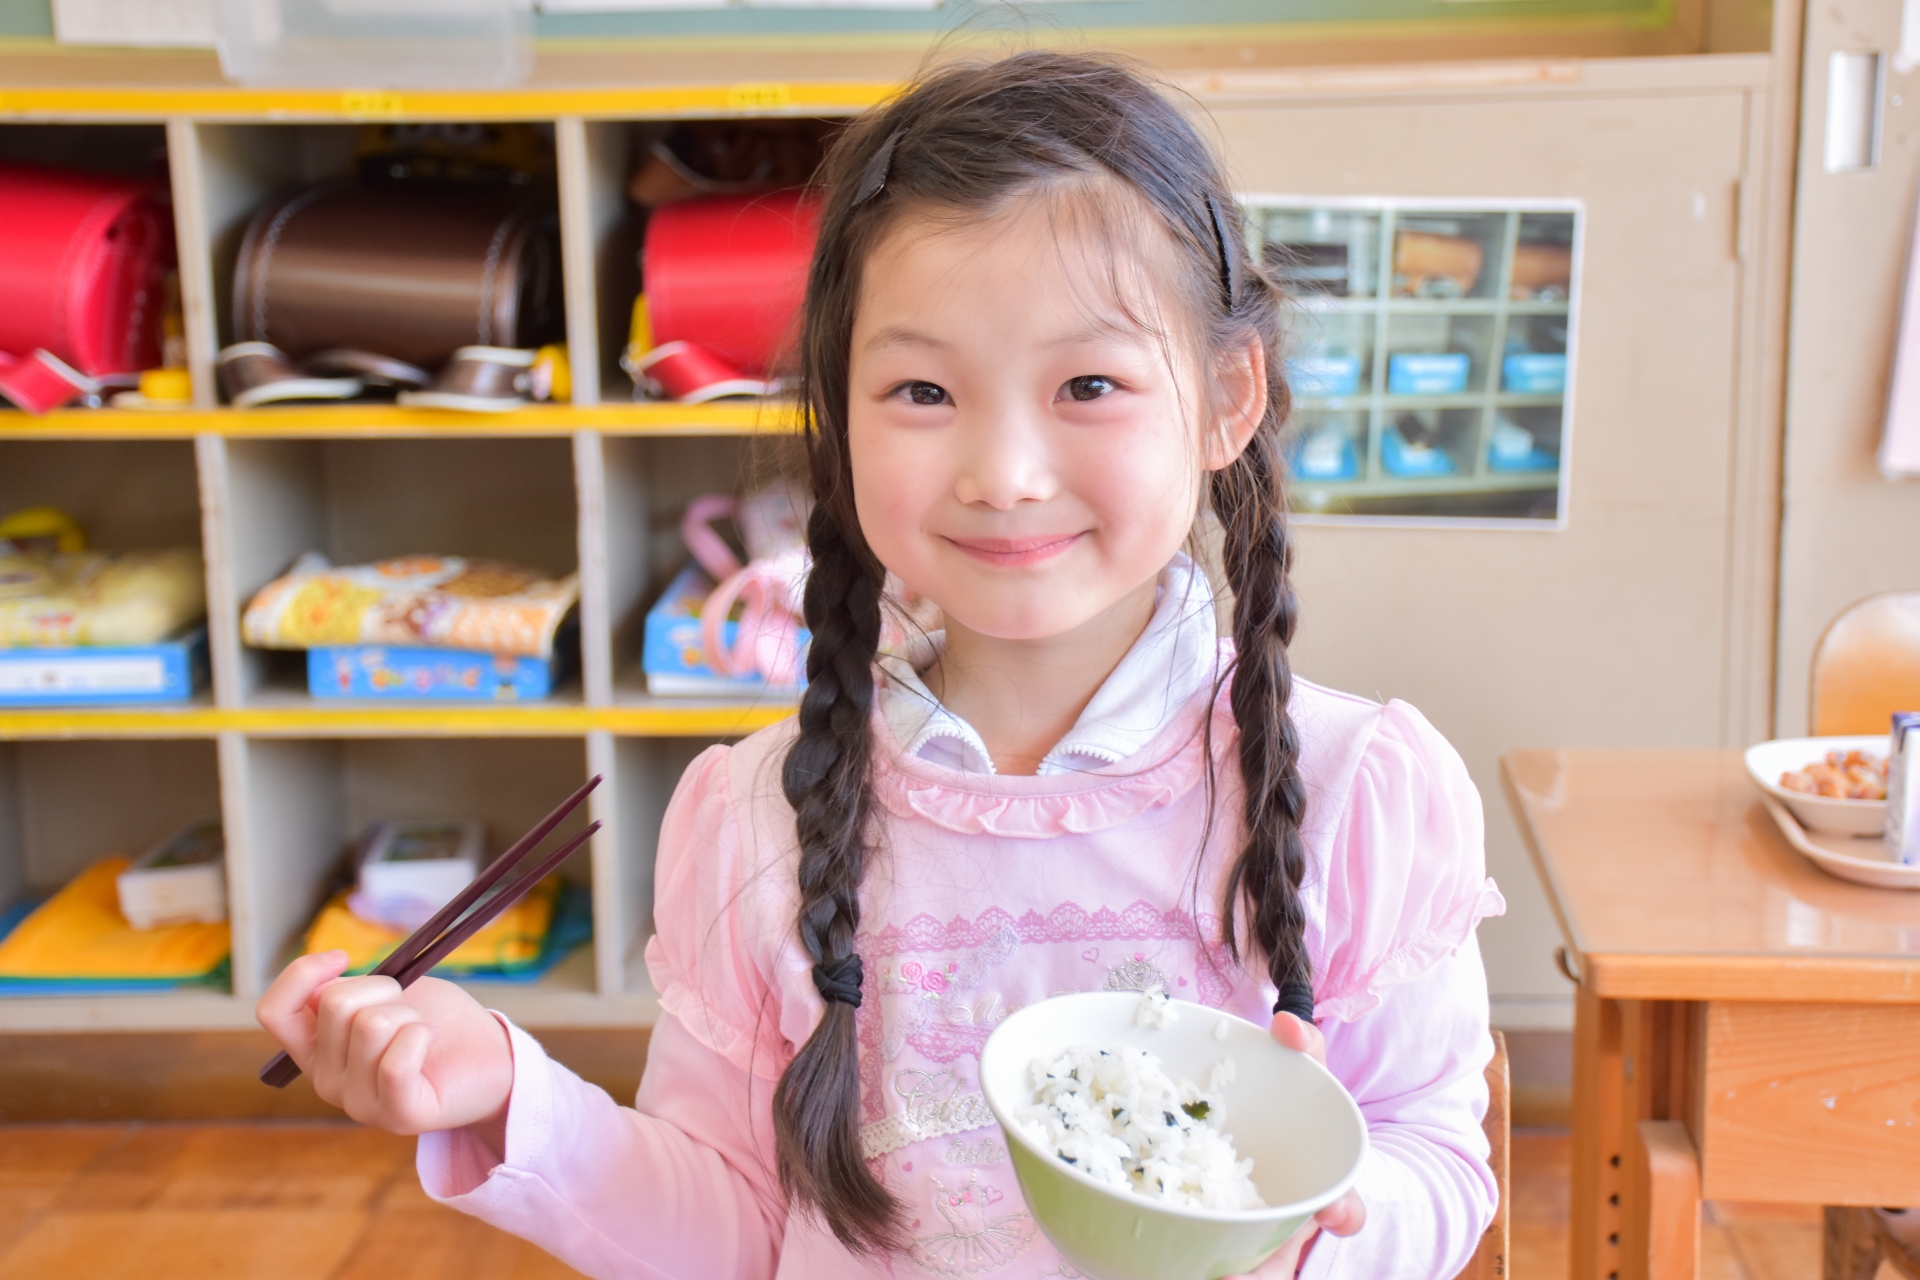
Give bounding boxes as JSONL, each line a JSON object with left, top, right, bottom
{"left": 643, "top": 744, "right": 798, "bottom": 1081}
{"left": 1311, "top": 700, "right": 1506, "bottom": 1023}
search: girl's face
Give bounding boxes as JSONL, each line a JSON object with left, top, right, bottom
{"left": 847, "top": 198, "right": 1251, "bottom": 643}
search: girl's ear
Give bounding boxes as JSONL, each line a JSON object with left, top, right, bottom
{"left": 1203, "top": 335, "right": 1268, "bottom": 472}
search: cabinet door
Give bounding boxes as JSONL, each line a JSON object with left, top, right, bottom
{"left": 1210, "top": 77, "right": 1754, "bottom": 1014}
{"left": 1775, "top": 8, "right": 1920, "bottom": 734}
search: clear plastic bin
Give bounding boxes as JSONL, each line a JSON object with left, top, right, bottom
{"left": 216, "top": 0, "right": 532, "bottom": 89}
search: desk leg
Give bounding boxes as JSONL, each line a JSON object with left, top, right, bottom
{"left": 1572, "top": 984, "right": 1625, "bottom": 1280}
{"left": 1630, "top": 1120, "right": 1700, "bottom": 1280}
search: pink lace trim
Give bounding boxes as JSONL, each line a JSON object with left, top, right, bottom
{"left": 854, "top": 900, "right": 1241, "bottom": 1123}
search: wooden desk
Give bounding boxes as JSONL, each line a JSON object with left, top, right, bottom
{"left": 1502, "top": 750, "right": 1920, "bottom": 1280}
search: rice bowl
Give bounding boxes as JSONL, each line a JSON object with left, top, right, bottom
{"left": 979, "top": 991, "right": 1368, "bottom": 1280}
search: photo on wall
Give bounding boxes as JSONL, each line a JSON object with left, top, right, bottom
{"left": 1242, "top": 196, "right": 1582, "bottom": 527}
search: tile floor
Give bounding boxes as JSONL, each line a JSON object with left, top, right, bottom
{"left": 0, "top": 1123, "right": 1894, "bottom": 1278}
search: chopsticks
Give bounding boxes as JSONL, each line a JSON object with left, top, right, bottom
{"left": 260, "top": 774, "right": 603, "bottom": 1089}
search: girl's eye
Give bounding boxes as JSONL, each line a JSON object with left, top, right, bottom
{"left": 1061, "top": 375, "right": 1117, "bottom": 402}
{"left": 898, "top": 381, "right": 949, "bottom": 406}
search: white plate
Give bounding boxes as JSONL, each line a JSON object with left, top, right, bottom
{"left": 1743, "top": 735, "right": 1889, "bottom": 836}
{"left": 1761, "top": 797, "right": 1920, "bottom": 889}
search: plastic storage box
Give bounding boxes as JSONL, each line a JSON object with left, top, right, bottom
{"left": 1387, "top": 352, "right": 1470, "bottom": 396}
{"left": 1287, "top": 351, "right": 1363, "bottom": 397}
{"left": 214, "top": 0, "right": 532, "bottom": 89}
{"left": 1501, "top": 352, "right": 1568, "bottom": 394}
{"left": 0, "top": 626, "right": 207, "bottom": 706}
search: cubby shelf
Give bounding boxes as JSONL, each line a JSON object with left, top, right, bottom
{"left": 0, "top": 88, "right": 842, "bottom": 1034}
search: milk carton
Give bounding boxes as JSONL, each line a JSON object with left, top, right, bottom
{"left": 1886, "top": 712, "right": 1920, "bottom": 864}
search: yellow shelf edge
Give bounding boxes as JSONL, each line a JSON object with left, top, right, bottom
{"left": 0, "top": 703, "right": 796, "bottom": 738}
{"left": 0, "top": 400, "right": 804, "bottom": 440}
{"left": 0, "top": 80, "right": 896, "bottom": 122}
{"left": 598, "top": 704, "right": 795, "bottom": 737}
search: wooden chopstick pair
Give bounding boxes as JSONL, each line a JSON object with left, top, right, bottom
{"left": 259, "top": 774, "right": 603, "bottom": 1088}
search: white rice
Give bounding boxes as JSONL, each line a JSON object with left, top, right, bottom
{"left": 1015, "top": 1043, "right": 1265, "bottom": 1211}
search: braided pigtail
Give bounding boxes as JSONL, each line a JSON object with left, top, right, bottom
{"left": 772, "top": 498, "right": 899, "bottom": 1252}
{"left": 1210, "top": 401, "right": 1314, "bottom": 1022}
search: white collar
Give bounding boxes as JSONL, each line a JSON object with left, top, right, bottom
{"left": 877, "top": 555, "right": 1220, "bottom": 776}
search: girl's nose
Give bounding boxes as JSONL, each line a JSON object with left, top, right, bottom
{"left": 952, "top": 409, "right": 1057, "bottom": 510}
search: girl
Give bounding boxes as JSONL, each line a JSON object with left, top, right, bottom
{"left": 259, "top": 51, "right": 1506, "bottom": 1280}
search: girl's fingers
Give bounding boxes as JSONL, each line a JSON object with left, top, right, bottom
{"left": 255, "top": 950, "right": 350, "bottom": 1066}
{"left": 309, "top": 975, "right": 404, "bottom": 1100}
{"left": 1314, "top": 1190, "right": 1367, "bottom": 1238}
{"left": 1268, "top": 1010, "right": 1327, "bottom": 1066}
{"left": 340, "top": 998, "right": 426, "bottom": 1121}
{"left": 372, "top": 1018, "right": 440, "bottom": 1133}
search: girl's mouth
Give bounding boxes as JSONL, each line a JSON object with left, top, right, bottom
{"left": 943, "top": 533, "right": 1084, "bottom": 567}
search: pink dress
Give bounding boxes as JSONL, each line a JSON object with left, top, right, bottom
{"left": 420, "top": 662, "right": 1507, "bottom": 1280}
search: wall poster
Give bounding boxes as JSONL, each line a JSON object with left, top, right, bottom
{"left": 1242, "top": 197, "right": 1582, "bottom": 527}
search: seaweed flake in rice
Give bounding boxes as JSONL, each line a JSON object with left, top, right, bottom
{"left": 1014, "top": 1044, "right": 1265, "bottom": 1211}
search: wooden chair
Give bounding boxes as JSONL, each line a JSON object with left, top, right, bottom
{"left": 1825, "top": 1206, "right": 1920, "bottom": 1280}
{"left": 1810, "top": 592, "right": 1920, "bottom": 734}
{"left": 1455, "top": 1030, "right": 1511, "bottom": 1280}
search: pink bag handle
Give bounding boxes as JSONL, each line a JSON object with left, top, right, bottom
{"left": 680, "top": 494, "right": 742, "bottom": 582}
{"left": 699, "top": 565, "right": 768, "bottom": 679}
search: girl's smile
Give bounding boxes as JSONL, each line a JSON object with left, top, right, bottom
{"left": 941, "top": 532, "right": 1086, "bottom": 568}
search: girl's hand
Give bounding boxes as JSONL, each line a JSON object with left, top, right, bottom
{"left": 256, "top": 950, "right": 514, "bottom": 1150}
{"left": 1227, "top": 1012, "right": 1368, "bottom": 1279}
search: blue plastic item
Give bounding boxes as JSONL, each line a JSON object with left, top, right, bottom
{"left": 1502, "top": 352, "right": 1567, "bottom": 394}
{"left": 1287, "top": 352, "right": 1362, "bottom": 397}
{"left": 1380, "top": 426, "right": 1458, "bottom": 477}
{"left": 1488, "top": 415, "right": 1559, "bottom": 473}
{"left": 1289, "top": 430, "right": 1360, "bottom": 480}
{"left": 309, "top": 640, "right": 572, "bottom": 700}
{"left": 0, "top": 627, "right": 207, "bottom": 706}
{"left": 1387, "top": 352, "right": 1470, "bottom": 396}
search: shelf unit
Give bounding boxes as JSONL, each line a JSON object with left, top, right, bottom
{"left": 0, "top": 83, "right": 867, "bottom": 1034}
{"left": 1248, "top": 198, "right": 1580, "bottom": 523}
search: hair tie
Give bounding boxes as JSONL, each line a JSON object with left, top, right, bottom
{"left": 1206, "top": 193, "right": 1242, "bottom": 311}
{"left": 852, "top": 128, "right": 903, "bottom": 207}
{"left": 813, "top": 953, "right": 865, "bottom": 1008}
{"left": 1272, "top": 979, "right": 1315, "bottom": 1025}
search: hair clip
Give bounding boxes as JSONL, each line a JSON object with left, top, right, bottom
{"left": 1206, "top": 193, "right": 1242, "bottom": 311}
{"left": 852, "top": 128, "right": 904, "bottom": 207}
